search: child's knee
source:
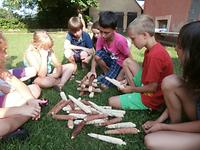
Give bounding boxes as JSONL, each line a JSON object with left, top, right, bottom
{"left": 65, "top": 63, "right": 75, "bottom": 72}
{"left": 108, "top": 97, "right": 114, "bottom": 106}
{"left": 108, "top": 97, "right": 120, "bottom": 108}
{"left": 161, "top": 74, "right": 180, "bottom": 92}
{"left": 144, "top": 134, "right": 152, "bottom": 149}
{"left": 80, "top": 51, "right": 88, "bottom": 59}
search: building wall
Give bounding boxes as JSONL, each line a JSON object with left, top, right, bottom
{"left": 188, "top": 0, "right": 200, "bottom": 22}
{"left": 144, "top": 0, "right": 192, "bottom": 32}
{"left": 89, "top": 0, "right": 142, "bottom": 31}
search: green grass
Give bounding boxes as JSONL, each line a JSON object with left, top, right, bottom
{"left": 0, "top": 32, "right": 180, "bottom": 150}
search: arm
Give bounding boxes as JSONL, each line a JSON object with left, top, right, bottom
{"left": 143, "top": 109, "right": 169, "bottom": 131}
{"left": 26, "top": 49, "right": 48, "bottom": 77}
{"left": 120, "top": 82, "right": 158, "bottom": 93}
{"left": 86, "top": 57, "right": 97, "bottom": 78}
{"left": 48, "top": 52, "right": 62, "bottom": 78}
{"left": 64, "top": 39, "right": 91, "bottom": 52}
{"left": 145, "top": 121, "right": 200, "bottom": 134}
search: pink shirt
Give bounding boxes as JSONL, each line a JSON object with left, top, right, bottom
{"left": 96, "top": 32, "right": 129, "bottom": 66}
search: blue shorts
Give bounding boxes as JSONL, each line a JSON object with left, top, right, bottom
{"left": 96, "top": 49, "right": 121, "bottom": 87}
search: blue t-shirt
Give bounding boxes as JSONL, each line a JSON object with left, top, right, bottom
{"left": 66, "top": 31, "right": 93, "bottom": 49}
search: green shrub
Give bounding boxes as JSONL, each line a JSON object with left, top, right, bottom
{"left": 0, "top": 18, "right": 26, "bottom": 29}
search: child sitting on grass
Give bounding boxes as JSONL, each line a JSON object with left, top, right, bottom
{"left": 0, "top": 32, "right": 44, "bottom": 140}
{"left": 109, "top": 15, "right": 173, "bottom": 111}
{"left": 143, "top": 21, "right": 200, "bottom": 150}
{"left": 91, "top": 21, "right": 100, "bottom": 49}
{"left": 24, "top": 30, "right": 74, "bottom": 91}
{"left": 64, "top": 17, "right": 94, "bottom": 72}
{"left": 87, "top": 11, "right": 130, "bottom": 89}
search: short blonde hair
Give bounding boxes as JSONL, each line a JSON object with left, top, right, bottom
{"left": 33, "top": 30, "right": 53, "bottom": 51}
{"left": 128, "top": 15, "right": 155, "bottom": 36}
{"left": 68, "top": 17, "right": 83, "bottom": 32}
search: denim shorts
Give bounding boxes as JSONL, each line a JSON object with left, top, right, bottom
{"left": 96, "top": 49, "right": 121, "bottom": 87}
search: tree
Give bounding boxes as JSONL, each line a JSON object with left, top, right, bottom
{"left": 2, "top": 0, "right": 98, "bottom": 28}
{"left": 0, "top": 8, "right": 14, "bottom": 18}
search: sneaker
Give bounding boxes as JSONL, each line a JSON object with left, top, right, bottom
{"left": 2, "top": 128, "right": 29, "bottom": 141}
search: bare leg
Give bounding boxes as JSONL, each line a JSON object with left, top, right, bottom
{"left": 27, "top": 84, "right": 41, "bottom": 99}
{"left": 95, "top": 55, "right": 109, "bottom": 73}
{"left": 144, "top": 131, "right": 200, "bottom": 150}
{"left": 65, "top": 50, "right": 77, "bottom": 74}
{"left": 4, "top": 84, "right": 41, "bottom": 107}
{"left": 58, "top": 63, "right": 74, "bottom": 88}
{"left": 108, "top": 96, "right": 122, "bottom": 109}
{"left": 34, "top": 76, "right": 59, "bottom": 88}
{"left": 116, "top": 69, "right": 125, "bottom": 81}
{"left": 123, "top": 58, "right": 140, "bottom": 87}
{"left": 0, "top": 116, "right": 29, "bottom": 137}
{"left": 161, "top": 75, "right": 196, "bottom": 123}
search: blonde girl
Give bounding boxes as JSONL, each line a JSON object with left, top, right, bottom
{"left": 24, "top": 31, "right": 74, "bottom": 90}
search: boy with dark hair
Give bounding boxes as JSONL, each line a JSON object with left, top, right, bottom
{"left": 87, "top": 11, "right": 130, "bottom": 89}
{"left": 64, "top": 17, "right": 94, "bottom": 72}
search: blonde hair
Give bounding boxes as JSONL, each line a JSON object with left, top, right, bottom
{"left": 128, "top": 15, "right": 155, "bottom": 36}
{"left": 68, "top": 17, "right": 83, "bottom": 32}
{"left": 32, "top": 30, "right": 53, "bottom": 51}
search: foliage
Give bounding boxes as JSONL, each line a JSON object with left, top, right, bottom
{"left": 0, "top": 18, "right": 26, "bottom": 29}
{"left": 3, "top": 0, "right": 98, "bottom": 28}
{"left": 0, "top": 8, "right": 14, "bottom": 18}
{"left": 0, "top": 8, "right": 26, "bottom": 29}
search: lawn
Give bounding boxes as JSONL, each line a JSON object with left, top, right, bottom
{"left": 0, "top": 32, "right": 180, "bottom": 150}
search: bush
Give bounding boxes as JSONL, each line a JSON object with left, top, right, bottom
{"left": 0, "top": 18, "right": 26, "bottom": 29}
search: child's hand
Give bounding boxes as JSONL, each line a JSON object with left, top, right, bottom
{"left": 143, "top": 123, "right": 165, "bottom": 134}
{"left": 81, "top": 51, "right": 89, "bottom": 63}
{"left": 87, "top": 71, "right": 97, "bottom": 79}
{"left": 142, "top": 120, "right": 159, "bottom": 131}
